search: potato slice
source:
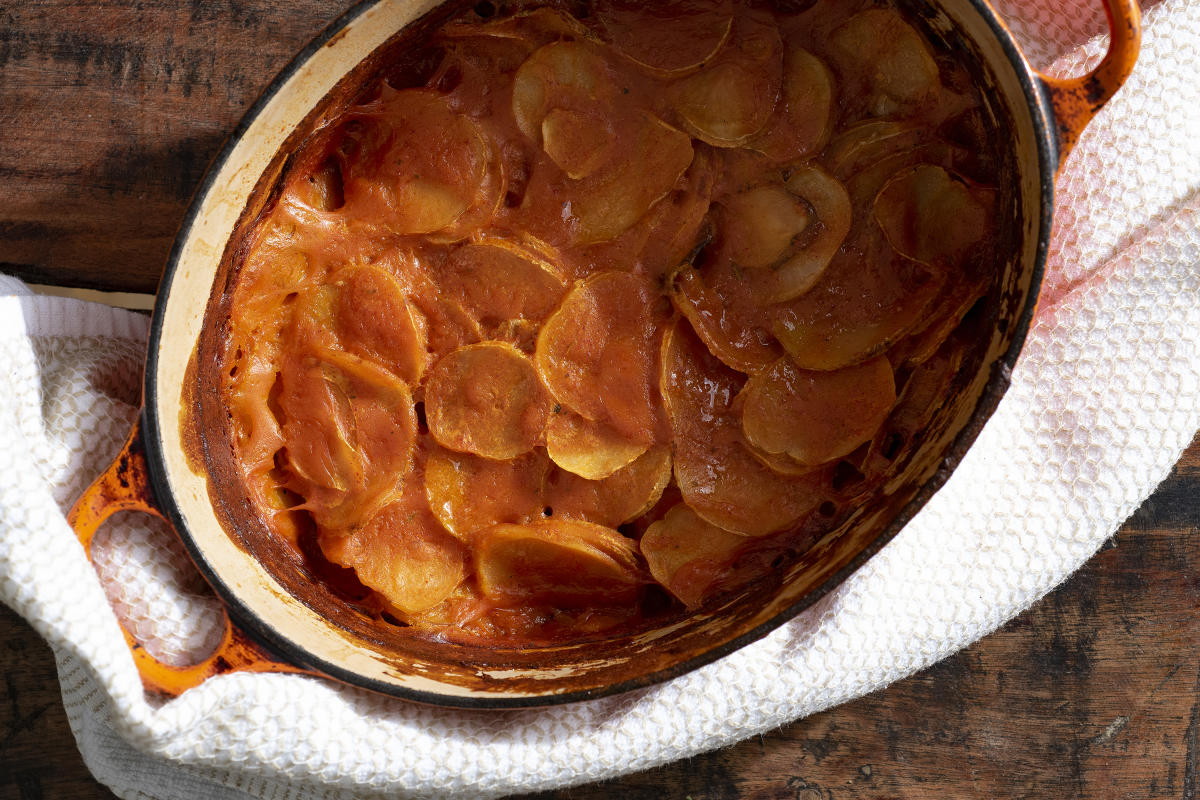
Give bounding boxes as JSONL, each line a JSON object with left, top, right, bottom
{"left": 441, "top": 6, "right": 590, "bottom": 49}
{"left": 825, "top": 120, "right": 924, "bottom": 180}
{"left": 880, "top": 343, "right": 965, "bottom": 453}
{"left": 641, "top": 503, "right": 748, "bottom": 608}
{"left": 874, "top": 164, "right": 994, "bottom": 267}
{"left": 278, "top": 349, "right": 415, "bottom": 530}
{"left": 659, "top": 318, "right": 744, "bottom": 437}
{"left": 594, "top": 0, "right": 734, "bottom": 77}
{"left": 426, "top": 342, "right": 552, "bottom": 460}
{"left": 519, "top": 109, "right": 695, "bottom": 246}
{"left": 535, "top": 271, "right": 667, "bottom": 444}
{"left": 673, "top": 430, "right": 825, "bottom": 536}
{"left": 669, "top": 266, "right": 782, "bottom": 374}
{"left": 403, "top": 269, "right": 485, "bottom": 364}
{"left": 546, "top": 444, "right": 672, "bottom": 526}
{"left": 766, "top": 165, "right": 852, "bottom": 302}
{"left": 749, "top": 46, "right": 833, "bottom": 164}
{"left": 327, "top": 498, "right": 465, "bottom": 615}
{"left": 671, "top": 13, "right": 783, "bottom": 146}
{"left": 424, "top": 446, "right": 550, "bottom": 540}
{"left": 745, "top": 441, "right": 815, "bottom": 477}
{"left": 741, "top": 355, "right": 896, "bottom": 465}
{"left": 476, "top": 519, "right": 643, "bottom": 607}
{"left": 585, "top": 146, "right": 717, "bottom": 283}
{"left": 541, "top": 107, "right": 616, "bottom": 179}
{"left": 438, "top": 240, "right": 567, "bottom": 332}
{"left": 770, "top": 228, "right": 945, "bottom": 371}
{"left": 660, "top": 319, "right": 824, "bottom": 535}
{"left": 330, "top": 264, "right": 425, "bottom": 384}
{"left": 337, "top": 88, "right": 496, "bottom": 236}
{"left": 512, "top": 41, "right": 619, "bottom": 146}
{"left": 572, "top": 112, "right": 695, "bottom": 244}
{"left": 720, "top": 184, "right": 811, "bottom": 270}
{"left": 545, "top": 410, "right": 647, "bottom": 480}
{"left": 827, "top": 8, "right": 941, "bottom": 117}
{"left": 891, "top": 266, "right": 988, "bottom": 367}
{"left": 289, "top": 158, "right": 344, "bottom": 212}
{"left": 277, "top": 354, "right": 358, "bottom": 494}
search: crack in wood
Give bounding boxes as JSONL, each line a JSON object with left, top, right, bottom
{"left": 1184, "top": 664, "right": 1200, "bottom": 799}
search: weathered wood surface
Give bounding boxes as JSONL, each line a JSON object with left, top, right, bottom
{"left": 3, "top": 435, "right": 1197, "bottom": 799}
{"left": 0, "top": 1, "right": 354, "bottom": 293}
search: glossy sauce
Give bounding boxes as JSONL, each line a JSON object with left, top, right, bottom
{"left": 218, "top": 0, "right": 999, "bottom": 645}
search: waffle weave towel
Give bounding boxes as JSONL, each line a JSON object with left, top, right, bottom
{"left": 1, "top": 0, "right": 1198, "bottom": 796}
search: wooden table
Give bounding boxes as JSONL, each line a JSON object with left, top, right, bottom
{"left": 3, "top": 3, "right": 1198, "bottom": 797}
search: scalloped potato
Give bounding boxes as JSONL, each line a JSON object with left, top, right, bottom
{"left": 217, "top": 0, "right": 1000, "bottom": 643}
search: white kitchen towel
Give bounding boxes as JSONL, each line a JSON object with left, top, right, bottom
{"left": 2, "top": 0, "right": 1199, "bottom": 797}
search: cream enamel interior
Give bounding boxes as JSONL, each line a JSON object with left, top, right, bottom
{"left": 149, "top": 0, "right": 1053, "bottom": 700}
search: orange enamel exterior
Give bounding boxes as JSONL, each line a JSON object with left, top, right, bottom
{"left": 67, "top": 417, "right": 313, "bottom": 697}
{"left": 1038, "top": 0, "right": 1141, "bottom": 170}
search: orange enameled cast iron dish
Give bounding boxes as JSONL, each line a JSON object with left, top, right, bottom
{"left": 69, "top": 0, "right": 1141, "bottom": 707}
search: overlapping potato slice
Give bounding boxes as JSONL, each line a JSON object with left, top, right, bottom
{"left": 336, "top": 88, "right": 498, "bottom": 237}
{"left": 741, "top": 355, "right": 896, "bottom": 466}
{"left": 225, "top": 243, "right": 308, "bottom": 477}
{"left": 641, "top": 503, "right": 748, "bottom": 608}
{"left": 277, "top": 349, "right": 415, "bottom": 530}
{"left": 535, "top": 271, "right": 667, "bottom": 443}
{"left": 770, "top": 222, "right": 946, "bottom": 371}
{"left": 441, "top": 6, "right": 590, "bottom": 49}
{"left": 330, "top": 264, "right": 425, "bottom": 383}
{"left": 426, "top": 342, "right": 552, "bottom": 460}
{"left": 438, "top": 239, "right": 567, "bottom": 333}
{"left": 749, "top": 46, "right": 833, "bottom": 164}
{"left": 826, "top": 8, "right": 941, "bottom": 118}
{"left": 661, "top": 319, "right": 825, "bottom": 536}
{"left": 669, "top": 265, "right": 782, "bottom": 374}
{"left": 892, "top": 266, "right": 988, "bottom": 367}
{"left": 844, "top": 140, "right": 964, "bottom": 211}
{"left": 880, "top": 342, "right": 965, "bottom": 452}
{"left": 541, "top": 108, "right": 616, "bottom": 179}
{"left": 512, "top": 41, "right": 621, "bottom": 147}
{"left": 745, "top": 441, "right": 816, "bottom": 477}
{"left": 475, "top": 519, "right": 643, "bottom": 607}
{"left": 546, "top": 444, "right": 672, "bottom": 526}
{"left": 825, "top": 120, "right": 924, "bottom": 180}
{"left": 517, "top": 112, "right": 696, "bottom": 247}
{"left": 716, "top": 164, "right": 850, "bottom": 304}
{"left": 671, "top": 12, "right": 783, "bottom": 146}
{"left": 323, "top": 496, "right": 465, "bottom": 615}
{"left": 571, "top": 112, "right": 695, "bottom": 244}
{"left": 593, "top": 0, "right": 734, "bottom": 77}
{"left": 673, "top": 427, "right": 825, "bottom": 537}
{"left": 403, "top": 269, "right": 485, "bottom": 364}
{"left": 768, "top": 165, "right": 852, "bottom": 302}
{"left": 545, "top": 410, "right": 647, "bottom": 480}
{"left": 227, "top": 339, "right": 285, "bottom": 485}
{"left": 584, "top": 146, "right": 717, "bottom": 282}
{"left": 424, "top": 446, "right": 550, "bottom": 540}
{"left": 720, "top": 184, "right": 810, "bottom": 270}
{"left": 874, "top": 164, "right": 994, "bottom": 267}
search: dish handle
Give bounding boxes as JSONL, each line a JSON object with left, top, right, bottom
{"left": 67, "top": 414, "right": 312, "bottom": 696}
{"left": 1037, "top": 0, "right": 1141, "bottom": 166}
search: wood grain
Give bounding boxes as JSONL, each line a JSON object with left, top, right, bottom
{"left": 4, "top": 436, "right": 1197, "bottom": 800}
{"left": 0, "top": 1, "right": 354, "bottom": 293}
